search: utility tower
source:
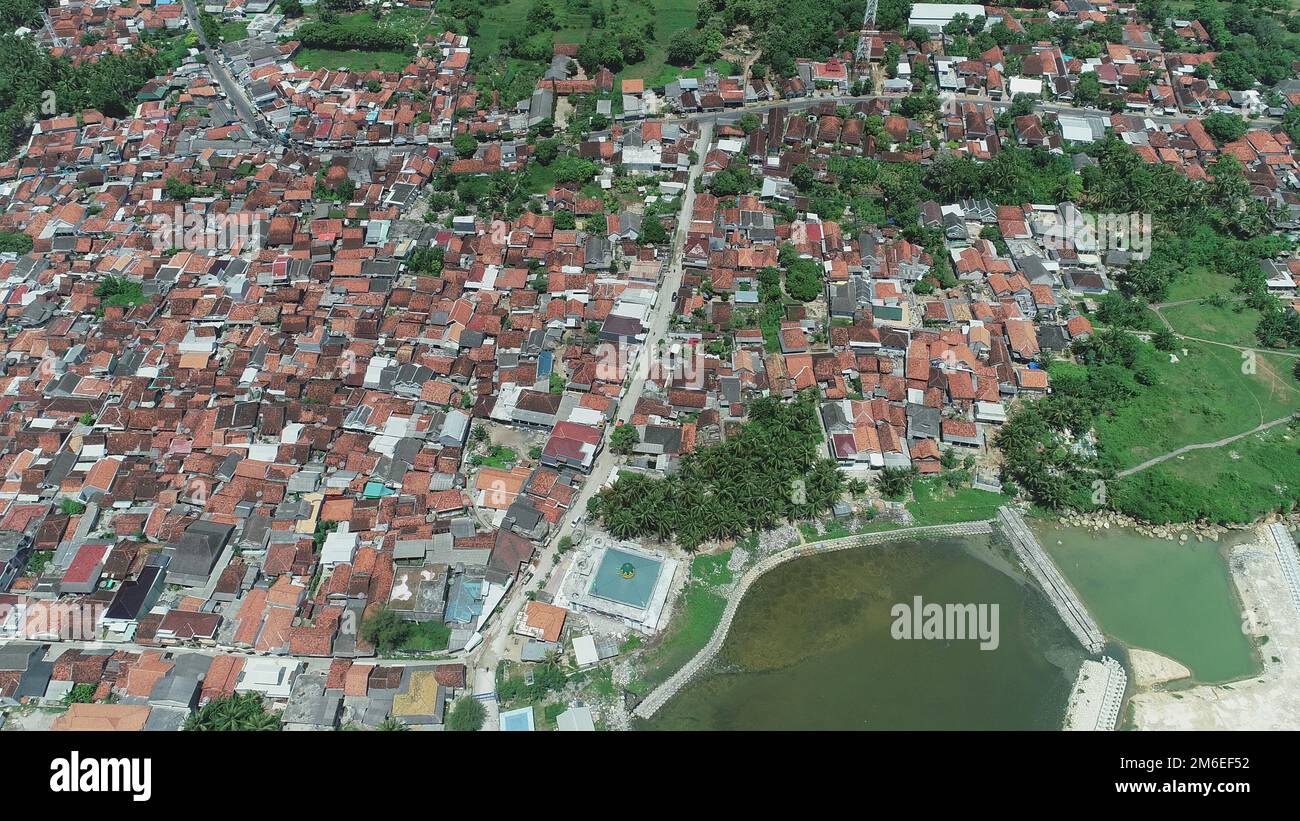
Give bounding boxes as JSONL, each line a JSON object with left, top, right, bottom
{"left": 855, "top": 0, "right": 879, "bottom": 62}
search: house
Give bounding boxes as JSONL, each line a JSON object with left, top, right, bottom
{"left": 52, "top": 703, "right": 151, "bottom": 731}
{"left": 168, "top": 520, "right": 234, "bottom": 588}
{"left": 518, "top": 600, "right": 567, "bottom": 643}
{"left": 541, "top": 421, "right": 603, "bottom": 472}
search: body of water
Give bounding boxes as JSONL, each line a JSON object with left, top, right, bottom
{"left": 1035, "top": 522, "right": 1259, "bottom": 684}
{"left": 642, "top": 536, "right": 1082, "bottom": 730}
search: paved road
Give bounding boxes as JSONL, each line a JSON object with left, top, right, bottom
{"left": 659, "top": 91, "right": 1259, "bottom": 128}
{"left": 180, "top": 0, "right": 271, "bottom": 140}
{"left": 464, "top": 120, "right": 714, "bottom": 693}
{"left": 1116, "top": 413, "right": 1298, "bottom": 478}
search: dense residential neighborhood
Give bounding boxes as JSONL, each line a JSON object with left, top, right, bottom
{"left": 1, "top": 0, "right": 1299, "bottom": 738}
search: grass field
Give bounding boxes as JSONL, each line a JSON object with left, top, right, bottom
{"left": 1157, "top": 422, "right": 1300, "bottom": 514}
{"left": 796, "top": 479, "right": 1008, "bottom": 543}
{"left": 1161, "top": 268, "right": 1238, "bottom": 303}
{"left": 1111, "top": 420, "right": 1300, "bottom": 523}
{"left": 632, "top": 545, "right": 732, "bottom": 692}
{"left": 292, "top": 9, "right": 438, "bottom": 71}
{"left": 472, "top": 0, "right": 706, "bottom": 103}
{"left": 906, "top": 480, "right": 1009, "bottom": 526}
{"left": 471, "top": 445, "right": 516, "bottom": 468}
{"left": 634, "top": 585, "right": 726, "bottom": 692}
{"left": 1159, "top": 300, "right": 1262, "bottom": 347}
{"left": 472, "top": 0, "right": 598, "bottom": 57}
{"left": 612, "top": 0, "right": 704, "bottom": 90}
{"left": 295, "top": 48, "right": 414, "bottom": 71}
{"left": 1093, "top": 339, "right": 1300, "bottom": 470}
{"left": 219, "top": 21, "right": 249, "bottom": 42}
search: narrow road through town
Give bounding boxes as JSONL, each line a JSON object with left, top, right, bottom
{"left": 464, "top": 120, "right": 714, "bottom": 699}
{"left": 181, "top": 0, "right": 269, "bottom": 140}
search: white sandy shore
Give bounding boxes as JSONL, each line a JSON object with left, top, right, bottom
{"left": 1130, "top": 529, "right": 1300, "bottom": 730}
{"left": 1128, "top": 647, "right": 1192, "bottom": 690}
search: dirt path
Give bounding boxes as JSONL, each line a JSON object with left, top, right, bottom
{"left": 1115, "top": 414, "right": 1297, "bottom": 478}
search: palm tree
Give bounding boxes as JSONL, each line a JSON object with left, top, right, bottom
{"left": 185, "top": 692, "right": 281, "bottom": 731}
{"left": 376, "top": 717, "right": 409, "bottom": 732}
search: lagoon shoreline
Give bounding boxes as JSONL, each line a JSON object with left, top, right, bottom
{"left": 1128, "top": 524, "right": 1300, "bottom": 730}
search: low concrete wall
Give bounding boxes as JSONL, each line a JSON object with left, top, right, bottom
{"left": 632, "top": 519, "right": 995, "bottom": 720}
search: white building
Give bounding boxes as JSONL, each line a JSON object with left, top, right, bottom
{"left": 908, "top": 3, "right": 988, "bottom": 34}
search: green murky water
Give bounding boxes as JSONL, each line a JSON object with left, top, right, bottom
{"left": 1035, "top": 522, "right": 1260, "bottom": 684}
{"left": 641, "top": 536, "right": 1083, "bottom": 730}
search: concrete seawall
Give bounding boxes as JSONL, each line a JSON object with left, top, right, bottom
{"left": 1063, "top": 656, "right": 1128, "bottom": 730}
{"left": 631, "top": 519, "right": 995, "bottom": 720}
{"left": 997, "top": 507, "right": 1106, "bottom": 654}
{"left": 1270, "top": 523, "right": 1300, "bottom": 617}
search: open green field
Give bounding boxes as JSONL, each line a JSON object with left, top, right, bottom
{"left": 613, "top": 0, "right": 704, "bottom": 89}
{"left": 295, "top": 47, "right": 415, "bottom": 71}
{"left": 1159, "top": 300, "right": 1262, "bottom": 348}
{"left": 1153, "top": 422, "right": 1300, "bottom": 519}
{"left": 797, "top": 480, "right": 1009, "bottom": 543}
{"left": 1093, "top": 339, "right": 1300, "bottom": 470}
{"left": 219, "top": 20, "right": 249, "bottom": 42}
{"left": 472, "top": 0, "right": 709, "bottom": 102}
{"left": 472, "top": 0, "right": 598, "bottom": 57}
{"left": 292, "top": 9, "right": 438, "bottom": 71}
{"left": 1161, "top": 268, "right": 1238, "bottom": 303}
{"left": 633, "top": 585, "right": 726, "bottom": 691}
{"left": 630, "top": 546, "right": 733, "bottom": 692}
{"left": 907, "top": 480, "right": 1009, "bottom": 526}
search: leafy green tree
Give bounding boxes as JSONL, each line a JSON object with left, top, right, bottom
{"left": 453, "top": 133, "right": 478, "bottom": 158}
{"left": 199, "top": 12, "right": 222, "bottom": 43}
{"left": 641, "top": 217, "right": 668, "bottom": 245}
{"left": 610, "top": 423, "right": 640, "bottom": 454}
{"left": 552, "top": 156, "right": 598, "bottom": 183}
{"left": 59, "top": 498, "right": 87, "bottom": 515}
{"left": 874, "top": 466, "right": 917, "bottom": 499}
{"left": 525, "top": 0, "right": 557, "bottom": 35}
{"left": 791, "top": 163, "right": 816, "bottom": 192}
{"left": 1073, "top": 72, "right": 1100, "bottom": 106}
{"left": 447, "top": 696, "right": 486, "bottom": 731}
{"left": 0, "top": 230, "right": 33, "bottom": 254}
{"left": 667, "top": 29, "right": 702, "bottom": 66}
{"left": 361, "top": 606, "right": 412, "bottom": 654}
{"left": 63, "top": 683, "right": 97, "bottom": 705}
{"left": 1201, "top": 112, "right": 1248, "bottom": 146}
{"left": 0, "top": 0, "right": 47, "bottom": 31}
{"left": 533, "top": 138, "right": 560, "bottom": 165}
{"left": 553, "top": 209, "right": 576, "bottom": 230}
{"left": 784, "top": 258, "right": 823, "bottom": 302}
{"left": 408, "top": 246, "right": 444, "bottom": 276}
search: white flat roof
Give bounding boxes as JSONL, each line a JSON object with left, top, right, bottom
{"left": 572, "top": 634, "right": 600, "bottom": 667}
{"left": 909, "top": 3, "right": 986, "bottom": 22}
